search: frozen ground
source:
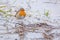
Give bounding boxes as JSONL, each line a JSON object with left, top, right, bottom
{"left": 0, "top": 0, "right": 60, "bottom": 40}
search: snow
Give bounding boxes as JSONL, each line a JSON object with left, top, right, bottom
{"left": 0, "top": 0, "right": 60, "bottom": 40}
{"left": 26, "top": 32, "right": 43, "bottom": 38}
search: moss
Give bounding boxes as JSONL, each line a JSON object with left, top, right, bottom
{"left": 4, "top": 14, "right": 14, "bottom": 17}
{"left": 0, "top": 6, "right": 6, "bottom": 8}
{"left": 6, "top": 9, "right": 12, "bottom": 12}
{"left": 0, "top": 10, "right": 6, "bottom": 14}
{"left": 45, "top": 10, "right": 49, "bottom": 17}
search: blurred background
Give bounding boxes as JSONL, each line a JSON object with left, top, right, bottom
{"left": 0, "top": 0, "right": 60, "bottom": 40}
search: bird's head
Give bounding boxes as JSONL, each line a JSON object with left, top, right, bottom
{"left": 20, "top": 8, "right": 25, "bottom": 11}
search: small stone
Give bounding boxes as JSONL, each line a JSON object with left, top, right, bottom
{"left": 15, "top": 39, "right": 17, "bottom": 40}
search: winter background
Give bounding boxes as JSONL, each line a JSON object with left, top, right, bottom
{"left": 0, "top": 0, "right": 60, "bottom": 40}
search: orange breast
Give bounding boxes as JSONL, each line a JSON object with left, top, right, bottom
{"left": 19, "top": 11, "right": 26, "bottom": 17}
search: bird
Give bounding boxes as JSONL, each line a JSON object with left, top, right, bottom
{"left": 15, "top": 8, "right": 26, "bottom": 19}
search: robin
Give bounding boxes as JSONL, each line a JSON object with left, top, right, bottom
{"left": 15, "top": 8, "right": 26, "bottom": 19}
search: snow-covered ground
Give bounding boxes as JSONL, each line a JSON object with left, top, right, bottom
{"left": 0, "top": 0, "right": 60, "bottom": 40}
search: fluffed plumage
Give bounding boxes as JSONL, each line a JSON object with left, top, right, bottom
{"left": 15, "top": 8, "right": 26, "bottom": 19}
